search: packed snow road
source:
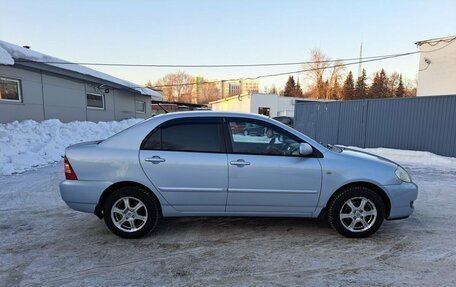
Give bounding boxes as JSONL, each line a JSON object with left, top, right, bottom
{"left": 1, "top": 149, "right": 456, "bottom": 286}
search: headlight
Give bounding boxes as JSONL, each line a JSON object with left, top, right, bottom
{"left": 395, "top": 166, "right": 412, "bottom": 183}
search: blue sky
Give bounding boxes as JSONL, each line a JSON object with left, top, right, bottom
{"left": 1, "top": 0, "right": 455, "bottom": 89}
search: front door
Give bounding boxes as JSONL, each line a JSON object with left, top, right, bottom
{"left": 139, "top": 117, "right": 228, "bottom": 212}
{"left": 225, "top": 118, "right": 322, "bottom": 214}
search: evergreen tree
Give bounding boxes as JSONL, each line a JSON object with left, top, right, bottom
{"left": 342, "top": 71, "right": 355, "bottom": 100}
{"left": 395, "top": 74, "right": 405, "bottom": 97}
{"left": 284, "top": 76, "right": 296, "bottom": 97}
{"left": 295, "top": 78, "right": 304, "bottom": 98}
{"left": 369, "top": 72, "right": 381, "bottom": 99}
{"left": 354, "top": 69, "right": 368, "bottom": 99}
{"left": 370, "top": 69, "right": 388, "bottom": 98}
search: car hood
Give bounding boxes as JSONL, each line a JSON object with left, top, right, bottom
{"left": 338, "top": 147, "right": 399, "bottom": 168}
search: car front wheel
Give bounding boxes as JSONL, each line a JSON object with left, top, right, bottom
{"left": 103, "top": 187, "right": 160, "bottom": 238}
{"left": 328, "top": 186, "right": 385, "bottom": 238}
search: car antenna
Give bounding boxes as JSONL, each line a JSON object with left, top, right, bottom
{"left": 157, "top": 102, "right": 168, "bottom": 113}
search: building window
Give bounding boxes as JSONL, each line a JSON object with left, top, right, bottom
{"left": 87, "top": 93, "right": 104, "bottom": 109}
{"left": 258, "top": 107, "right": 270, "bottom": 117}
{"left": 135, "top": 100, "right": 146, "bottom": 113}
{"left": 0, "top": 77, "right": 22, "bottom": 102}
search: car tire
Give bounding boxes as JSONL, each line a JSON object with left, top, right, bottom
{"left": 103, "top": 186, "right": 160, "bottom": 239}
{"left": 328, "top": 186, "right": 385, "bottom": 238}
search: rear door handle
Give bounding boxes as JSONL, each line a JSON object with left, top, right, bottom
{"left": 230, "top": 159, "right": 250, "bottom": 166}
{"left": 145, "top": 156, "right": 166, "bottom": 164}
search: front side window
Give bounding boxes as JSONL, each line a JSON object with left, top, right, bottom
{"left": 228, "top": 119, "right": 301, "bottom": 156}
{"left": 135, "top": 100, "right": 146, "bottom": 113}
{"left": 87, "top": 93, "right": 104, "bottom": 109}
{"left": 143, "top": 119, "right": 224, "bottom": 153}
{"left": 0, "top": 77, "right": 22, "bottom": 102}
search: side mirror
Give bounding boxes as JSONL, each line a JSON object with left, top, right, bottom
{"left": 299, "top": 143, "right": 313, "bottom": 156}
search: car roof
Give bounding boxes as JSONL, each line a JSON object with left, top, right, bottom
{"left": 152, "top": 111, "right": 270, "bottom": 120}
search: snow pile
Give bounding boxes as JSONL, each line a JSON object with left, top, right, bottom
{"left": 0, "top": 40, "right": 162, "bottom": 100}
{"left": 0, "top": 119, "right": 143, "bottom": 175}
{"left": 0, "top": 45, "right": 14, "bottom": 65}
{"left": 347, "top": 146, "right": 456, "bottom": 169}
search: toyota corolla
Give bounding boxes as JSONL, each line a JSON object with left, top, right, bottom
{"left": 60, "top": 112, "right": 418, "bottom": 238}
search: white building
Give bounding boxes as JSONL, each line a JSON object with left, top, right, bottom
{"left": 416, "top": 35, "right": 456, "bottom": 96}
{"left": 209, "top": 93, "right": 300, "bottom": 117}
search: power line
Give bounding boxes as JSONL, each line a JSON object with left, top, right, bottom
{"left": 15, "top": 51, "right": 419, "bottom": 68}
{"left": 150, "top": 52, "right": 419, "bottom": 88}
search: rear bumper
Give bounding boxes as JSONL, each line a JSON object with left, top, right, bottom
{"left": 383, "top": 182, "right": 418, "bottom": 220}
{"left": 59, "top": 180, "right": 112, "bottom": 213}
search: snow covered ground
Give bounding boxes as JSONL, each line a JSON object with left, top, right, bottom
{"left": 1, "top": 147, "right": 456, "bottom": 286}
{"left": 0, "top": 119, "right": 143, "bottom": 175}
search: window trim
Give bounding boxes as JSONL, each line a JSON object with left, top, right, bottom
{"left": 86, "top": 93, "right": 105, "bottom": 110}
{"left": 0, "top": 77, "right": 22, "bottom": 103}
{"left": 140, "top": 117, "right": 227, "bottom": 154}
{"left": 135, "top": 100, "right": 146, "bottom": 113}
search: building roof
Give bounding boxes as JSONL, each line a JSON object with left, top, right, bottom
{"left": 209, "top": 93, "right": 318, "bottom": 105}
{"left": 0, "top": 40, "right": 162, "bottom": 101}
{"left": 415, "top": 35, "right": 456, "bottom": 47}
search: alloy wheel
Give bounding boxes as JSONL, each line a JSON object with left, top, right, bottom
{"left": 111, "top": 196, "right": 148, "bottom": 233}
{"left": 339, "top": 197, "right": 377, "bottom": 232}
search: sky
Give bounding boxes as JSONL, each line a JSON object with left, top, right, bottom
{"left": 1, "top": 0, "right": 455, "bottom": 90}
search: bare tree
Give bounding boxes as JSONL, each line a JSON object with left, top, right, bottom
{"left": 304, "top": 49, "right": 344, "bottom": 100}
{"left": 305, "top": 49, "right": 330, "bottom": 99}
{"left": 197, "top": 81, "right": 221, "bottom": 104}
{"left": 149, "top": 71, "right": 195, "bottom": 103}
{"left": 387, "top": 72, "right": 400, "bottom": 96}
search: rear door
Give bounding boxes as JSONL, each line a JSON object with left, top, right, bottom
{"left": 139, "top": 117, "right": 228, "bottom": 212}
{"left": 225, "top": 117, "right": 322, "bottom": 214}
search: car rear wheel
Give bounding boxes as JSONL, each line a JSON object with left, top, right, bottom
{"left": 328, "top": 186, "right": 385, "bottom": 238}
{"left": 103, "top": 187, "right": 160, "bottom": 238}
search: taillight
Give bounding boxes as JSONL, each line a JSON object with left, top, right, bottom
{"left": 64, "top": 156, "right": 78, "bottom": 180}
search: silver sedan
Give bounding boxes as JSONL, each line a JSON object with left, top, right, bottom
{"left": 60, "top": 112, "right": 418, "bottom": 238}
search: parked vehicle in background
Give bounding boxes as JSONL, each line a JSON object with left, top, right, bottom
{"left": 60, "top": 112, "right": 418, "bottom": 239}
{"left": 243, "top": 123, "right": 266, "bottom": 136}
{"left": 230, "top": 122, "right": 246, "bottom": 134}
{"left": 273, "top": 116, "right": 294, "bottom": 127}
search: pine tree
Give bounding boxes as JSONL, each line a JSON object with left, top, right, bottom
{"left": 295, "top": 78, "right": 304, "bottom": 98}
{"left": 284, "top": 76, "right": 296, "bottom": 97}
{"left": 370, "top": 69, "right": 389, "bottom": 98}
{"left": 369, "top": 72, "right": 381, "bottom": 99}
{"left": 378, "top": 69, "right": 389, "bottom": 97}
{"left": 354, "top": 69, "right": 368, "bottom": 99}
{"left": 395, "top": 74, "right": 405, "bottom": 97}
{"left": 342, "top": 71, "right": 355, "bottom": 100}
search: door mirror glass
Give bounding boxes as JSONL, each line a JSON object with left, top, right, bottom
{"left": 299, "top": 143, "right": 313, "bottom": 156}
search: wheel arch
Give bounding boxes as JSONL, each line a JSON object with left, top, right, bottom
{"left": 323, "top": 181, "right": 391, "bottom": 219}
{"left": 94, "top": 181, "right": 163, "bottom": 219}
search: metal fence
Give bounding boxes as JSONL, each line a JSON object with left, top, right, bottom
{"left": 294, "top": 95, "right": 456, "bottom": 157}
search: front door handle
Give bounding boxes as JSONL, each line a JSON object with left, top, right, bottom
{"left": 145, "top": 156, "right": 166, "bottom": 164}
{"left": 230, "top": 159, "right": 250, "bottom": 166}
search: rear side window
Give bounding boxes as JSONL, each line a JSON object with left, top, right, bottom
{"left": 142, "top": 119, "right": 224, "bottom": 153}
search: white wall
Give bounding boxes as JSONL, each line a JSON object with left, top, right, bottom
{"left": 210, "top": 95, "right": 252, "bottom": 113}
{"left": 417, "top": 38, "right": 456, "bottom": 96}
{"left": 210, "top": 93, "right": 298, "bottom": 117}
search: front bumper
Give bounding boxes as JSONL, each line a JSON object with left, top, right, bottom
{"left": 60, "top": 180, "right": 112, "bottom": 213}
{"left": 383, "top": 181, "right": 418, "bottom": 219}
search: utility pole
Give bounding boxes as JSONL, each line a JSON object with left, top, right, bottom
{"left": 221, "top": 80, "right": 225, "bottom": 99}
{"left": 358, "top": 42, "right": 363, "bottom": 78}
